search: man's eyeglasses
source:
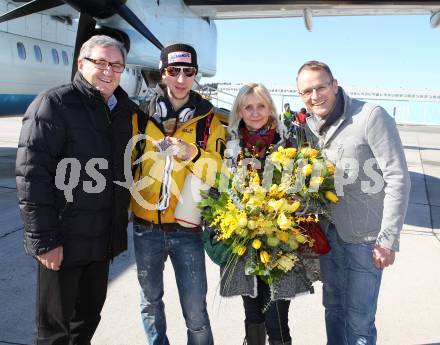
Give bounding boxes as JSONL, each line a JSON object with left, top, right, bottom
{"left": 165, "top": 66, "right": 197, "bottom": 77}
{"left": 298, "top": 81, "right": 333, "bottom": 98}
{"left": 84, "top": 57, "right": 125, "bottom": 73}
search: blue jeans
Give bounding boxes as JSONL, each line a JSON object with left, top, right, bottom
{"left": 133, "top": 221, "right": 213, "bottom": 345}
{"left": 320, "top": 224, "right": 383, "bottom": 345}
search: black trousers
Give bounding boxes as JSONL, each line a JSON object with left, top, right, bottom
{"left": 35, "top": 260, "right": 110, "bottom": 345}
{"left": 242, "top": 278, "right": 291, "bottom": 342}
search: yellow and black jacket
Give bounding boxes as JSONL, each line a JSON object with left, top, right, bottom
{"left": 131, "top": 85, "right": 226, "bottom": 224}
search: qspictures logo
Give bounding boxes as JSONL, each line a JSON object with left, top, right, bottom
{"left": 54, "top": 134, "right": 387, "bottom": 210}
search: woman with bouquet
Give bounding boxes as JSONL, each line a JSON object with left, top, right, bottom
{"left": 219, "top": 83, "right": 319, "bottom": 345}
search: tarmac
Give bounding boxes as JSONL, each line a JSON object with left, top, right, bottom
{"left": 0, "top": 115, "right": 439, "bottom": 345}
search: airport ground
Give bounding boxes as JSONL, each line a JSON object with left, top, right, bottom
{"left": 0, "top": 115, "right": 439, "bottom": 345}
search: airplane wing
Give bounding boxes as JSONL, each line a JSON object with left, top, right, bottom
{"left": 184, "top": 1, "right": 440, "bottom": 30}
{"left": 185, "top": 1, "right": 440, "bottom": 19}
{"left": 1, "top": 0, "right": 439, "bottom": 81}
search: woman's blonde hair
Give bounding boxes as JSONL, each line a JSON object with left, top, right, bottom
{"left": 228, "top": 83, "right": 279, "bottom": 137}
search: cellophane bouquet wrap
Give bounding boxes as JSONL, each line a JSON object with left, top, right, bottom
{"left": 200, "top": 146, "right": 338, "bottom": 287}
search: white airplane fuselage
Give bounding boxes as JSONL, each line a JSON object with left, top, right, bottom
{"left": 4, "top": 0, "right": 437, "bottom": 116}
{"left": 0, "top": 0, "right": 218, "bottom": 115}
{"left": 0, "top": 29, "right": 145, "bottom": 114}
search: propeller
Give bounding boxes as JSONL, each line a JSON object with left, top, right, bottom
{"left": 71, "top": 13, "right": 97, "bottom": 79}
{"left": 0, "top": 0, "right": 64, "bottom": 24}
{"left": 0, "top": 0, "right": 164, "bottom": 65}
{"left": 1, "top": 0, "right": 165, "bottom": 84}
{"left": 113, "top": 1, "right": 163, "bottom": 50}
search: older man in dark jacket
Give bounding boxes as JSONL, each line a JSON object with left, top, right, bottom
{"left": 15, "top": 35, "right": 137, "bottom": 345}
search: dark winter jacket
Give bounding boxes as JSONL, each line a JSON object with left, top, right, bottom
{"left": 15, "top": 72, "right": 137, "bottom": 264}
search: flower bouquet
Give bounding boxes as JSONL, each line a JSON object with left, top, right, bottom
{"left": 200, "top": 146, "right": 338, "bottom": 287}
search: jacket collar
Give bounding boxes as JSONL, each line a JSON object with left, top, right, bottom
{"left": 73, "top": 71, "right": 103, "bottom": 101}
{"left": 72, "top": 71, "right": 133, "bottom": 112}
{"left": 155, "top": 84, "right": 212, "bottom": 115}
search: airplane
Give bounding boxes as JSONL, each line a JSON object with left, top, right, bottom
{"left": 1, "top": 0, "right": 440, "bottom": 115}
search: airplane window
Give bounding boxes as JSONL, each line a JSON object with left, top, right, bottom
{"left": 34, "top": 45, "right": 42, "bottom": 62}
{"left": 62, "top": 51, "right": 69, "bottom": 65}
{"left": 52, "top": 49, "right": 59, "bottom": 65}
{"left": 17, "top": 42, "right": 26, "bottom": 60}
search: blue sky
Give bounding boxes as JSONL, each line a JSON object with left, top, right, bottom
{"left": 202, "top": 15, "right": 439, "bottom": 91}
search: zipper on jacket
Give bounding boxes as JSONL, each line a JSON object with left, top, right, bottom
{"left": 58, "top": 201, "right": 69, "bottom": 220}
{"left": 107, "top": 108, "right": 116, "bottom": 259}
{"left": 104, "top": 104, "right": 112, "bottom": 124}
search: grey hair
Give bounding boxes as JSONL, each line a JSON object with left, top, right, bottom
{"left": 228, "top": 82, "right": 280, "bottom": 138}
{"left": 78, "top": 35, "right": 127, "bottom": 64}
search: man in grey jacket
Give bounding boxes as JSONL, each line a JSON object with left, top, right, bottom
{"left": 296, "top": 61, "right": 410, "bottom": 345}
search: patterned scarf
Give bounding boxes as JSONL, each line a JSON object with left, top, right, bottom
{"left": 239, "top": 118, "right": 277, "bottom": 158}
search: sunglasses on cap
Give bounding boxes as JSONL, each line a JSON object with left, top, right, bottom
{"left": 164, "top": 66, "right": 196, "bottom": 77}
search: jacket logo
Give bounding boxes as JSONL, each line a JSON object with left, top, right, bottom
{"left": 182, "top": 128, "right": 193, "bottom": 134}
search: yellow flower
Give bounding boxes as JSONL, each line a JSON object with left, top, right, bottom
{"left": 276, "top": 231, "right": 289, "bottom": 243}
{"left": 271, "top": 150, "right": 290, "bottom": 166}
{"left": 241, "top": 192, "right": 250, "bottom": 203}
{"left": 247, "top": 219, "right": 257, "bottom": 230}
{"left": 252, "top": 239, "right": 262, "bottom": 249}
{"left": 277, "top": 213, "right": 291, "bottom": 230}
{"left": 256, "top": 219, "right": 274, "bottom": 235}
{"left": 237, "top": 245, "right": 247, "bottom": 256}
{"left": 325, "top": 191, "right": 339, "bottom": 203}
{"left": 282, "top": 200, "right": 301, "bottom": 213}
{"left": 268, "top": 184, "right": 279, "bottom": 197}
{"left": 260, "top": 250, "right": 271, "bottom": 264}
{"left": 309, "top": 176, "right": 324, "bottom": 188}
{"left": 251, "top": 173, "right": 260, "bottom": 185}
{"left": 284, "top": 148, "right": 297, "bottom": 158}
{"left": 246, "top": 196, "right": 262, "bottom": 209}
{"left": 237, "top": 216, "right": 248, "bottom": 228}
{"left": 302, "top": 164, "right": 313, "bottom": 177}
{"left": 270, "top": 151, "right": 283, "bottom": 164}
{"left": 236, "top": 227, "right": 249, "bottom": 237}
{"left": 267, "top": 199, "right": 286, "bottom": 213}
{"left": 253, "top": 187, "right": 267, "bottom": 201}
{"left": 308, "top": 148, "right": 320, "bottom": 158}
{"left": 326, "top": 162, "right": 336, "bottom": 174}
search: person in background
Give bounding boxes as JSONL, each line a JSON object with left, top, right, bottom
{"left": 16, "top": 35, "right": 136, "bottom": 345}
{"left": 295, "top": 107, "right": 308, "bottom": 126}
{"left": 296, "top": 60, "right": 410, "bottom": 345}
{"left": 282, "top": 102, "right": 294, "bottom": 122}
{"left": 131, "top": 43, "right": 226, "bottom": 345}
{"left": 221, "top": 82, "right": 319, "bottom": 345}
